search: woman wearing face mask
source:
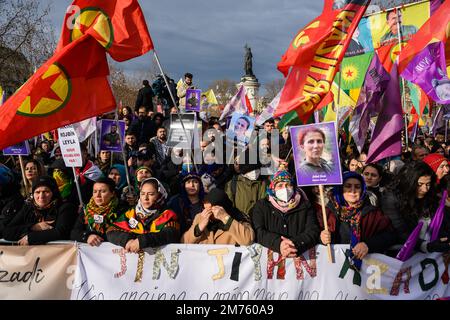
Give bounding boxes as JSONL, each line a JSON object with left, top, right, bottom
{"left": 182, "top": 188, "right": 254, "bottom": 245}
{"left": 168, "top": 171, "right": 205, "bottom": 234}
{"left": 320, "top": 172, "right": 395, "bottom": 269}
{"left": 251, "top": 168, "right": 320, "bottom": 258}
{"left": 70, "top": 177, "right": 124, "bottom": 246}
{"left": 3, "top": 176, "right": 78, "bottom": 245}
{"left": 107, "top": 178, "right": 180, "bottom": 252}
{"left": 381, "top": 161, "right": 440, "bottom": 251}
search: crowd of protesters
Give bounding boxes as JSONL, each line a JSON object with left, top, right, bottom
{"left": 0, "top": 73, "right": 449, "bottom": 268}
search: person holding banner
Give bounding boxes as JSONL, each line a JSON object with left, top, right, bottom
{"left": 106, "top": 177, "right": 180, "bottom": 252}
{"left": 3, "top": 176, "right": 77, "bottom": 245}
{"left": 70, "top": 177, "right": 124, "bottom": 246}
{"left": 181, "top": 188, "right": 254, "bottom": 245}
{"left": 320, "top": 171, "right": 396, "bottom": 268}
{"left": 251, "top": 168, "right": 320, "bottom": 258}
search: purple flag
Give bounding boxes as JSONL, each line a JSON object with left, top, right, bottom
{"left": 401, "top": 41, "right": 450, "bottom": 104}
{"left": 430, "top": 104, "right": 450, "bottom": 137}
{"left": 349, "top": 54, "right": 390, "bottom": 152}
{"left": 396, "top": 221, "right": 424, "bottom": 262}
{"left": 430, "top": 190, "right": 447, "bottom": 242}
{"left": 366, "top": 63, "right": 403, "bottom": 164}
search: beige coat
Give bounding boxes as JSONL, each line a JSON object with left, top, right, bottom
{"left": 177, "top": 81, "right": 195, "bottom": 108}
{"left": 181, "top": 214, "right": 255, "bottom": 245}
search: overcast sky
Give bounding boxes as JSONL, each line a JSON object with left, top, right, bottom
{"left": 40, "top": 0, "right": 323, "bottom": 92}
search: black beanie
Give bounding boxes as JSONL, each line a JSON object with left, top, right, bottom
{"left": 32, "top": 176, "right": 61, "bottom": 199}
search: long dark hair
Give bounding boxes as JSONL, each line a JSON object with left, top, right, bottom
{"left": 388, "top": 161, "right": 438, "bottom": 222}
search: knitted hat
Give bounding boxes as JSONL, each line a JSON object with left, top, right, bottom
{"left": 332, "top": 171, "right": 366, "bottom": 206}
{"left": 32, "top": 176, "right": 61, "bottom": 199}
{"left": 423, "top": 153, "right": 447, "bottom": 174}
{"left": 135, "top": 166, "right": 153, "bottom": 177}
{"left": 267, "top": 168, "right": 294, "bottom": 198}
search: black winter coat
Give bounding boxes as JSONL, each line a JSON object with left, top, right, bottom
{"left": 3, "top": 201, "right": 77, "bottom": 244}
{"left": 250, "top": 197, "right": 320, "bottom": 255}
{"left": 0, "top": 193, "right": 24, "bottom": 238}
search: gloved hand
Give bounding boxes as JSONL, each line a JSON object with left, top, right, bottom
{"left": 427, "top": 238, "right": 450, "bottom": 253}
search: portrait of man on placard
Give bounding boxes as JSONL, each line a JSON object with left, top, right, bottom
{"left": 290, "top": 122, "right": 343, "bottom": 186}
{"left": 226, "top": 113, "right": 255, "bottom": 148}
{"left": 100, "top": 119, "right": 125, "bottom": 152}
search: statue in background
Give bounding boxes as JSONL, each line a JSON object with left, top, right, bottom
{"left": 244, "top": 44, "right": 254, "bottom": 77}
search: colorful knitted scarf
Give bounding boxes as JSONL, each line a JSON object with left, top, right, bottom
{"left": 334, "top": 198, "right": 364, "bottom": 269}
{"left": 112, "top": 207, "right": 179, "bottom": 234}
{"left": 84, "top": 196, "right": 119, "bottom": 235}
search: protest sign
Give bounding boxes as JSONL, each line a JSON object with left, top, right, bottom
{"left": 99, "top": 119, "right": 125, "bottom": 152}
{"left": 167, "top": 113, "right": 196, "bottom": 149}
{"left": 226, "top": 113, "right": 255, "bottom": 148}
{"left": 186, "top": 89, "right": 202, "bottom": 112}
{"left": 290, "top": 122, "right": 342, "bottom": 186}
{"left": 58, "top": 126, "right": 82, "bottom": 167}
{"left": 3, "top": 140, "right": 30, "bottom": 156}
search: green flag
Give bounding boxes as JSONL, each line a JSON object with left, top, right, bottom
{"left": 336, "top": 52, "right": 374, "bottom": 90}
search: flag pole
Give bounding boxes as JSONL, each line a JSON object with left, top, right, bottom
{"left": 72, "top": 167, "right": 84, "bottom": 208}
{"left": 152, "top": 50, "right": 199, "bottom": 173}
{"left": 113, "top": 107, "right": 133, "bottom": 192}
{"left": 319, "top": 185, "right": 333, "bottom": 263}
{"left": 395, "top": 8, "right": 409, "bottom": 150}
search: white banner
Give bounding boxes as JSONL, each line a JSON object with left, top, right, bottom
{"left": 58, "top": 126, "right": 82, "bottom": 167}
{"left": 71, "top": 243, "right": 450, "bottom": 300}
{"left": 0, "top": 244, "right": 77, "bottom": 299}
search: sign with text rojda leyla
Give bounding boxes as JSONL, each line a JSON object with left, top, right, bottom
{"left": 58, "top": 126, "right": 82, "bottom": 167}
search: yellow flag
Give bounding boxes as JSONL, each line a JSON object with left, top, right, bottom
{"left": 202, "top": 89, "right": 218, "bottom": 105}
{"left": 324, "top": 82, "right": 356, "bottom": 121}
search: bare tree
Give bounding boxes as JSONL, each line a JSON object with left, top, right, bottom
{"left": 264, "top": 78, "right": 285, "bottom": 102}
{"left": 109, "top": 64, "right": 142, "bottom": 109}
{"left": 0, "top": 0, "right": 56, "bottom": 91}
{"left": 207, "top": 79, "right": 237, "bottom": 105}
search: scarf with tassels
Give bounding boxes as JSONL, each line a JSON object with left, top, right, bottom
{"left": 333, "top": 197, "right": 364, "bottom": 269}
{"left": 84, "top": 197, "right": 119, "bottom": 235}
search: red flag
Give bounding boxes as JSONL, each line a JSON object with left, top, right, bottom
{"left": 274, "top": 0, "right": 371, "bottom": 123}
{"left": 0, "top": 34, "right": 116, "bottom": 150}
{"left": 398, "top": 0, "right": 450, "bottom": 73}
{"left": 57, "top": 0, "right": 154, "bottom": 62}
{"left": 245, "top": 93, "right": 253, "bottom": 113}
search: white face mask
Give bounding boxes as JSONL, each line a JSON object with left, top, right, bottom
{"left": 243, "top": 169, "right": 261, "bottom": 181}
{"left": 275, "top": 187, "right": 294, "bottom": 202}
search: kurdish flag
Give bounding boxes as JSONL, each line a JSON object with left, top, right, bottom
{"left": 336, "top": 51, "right": 374, "bottom": 90}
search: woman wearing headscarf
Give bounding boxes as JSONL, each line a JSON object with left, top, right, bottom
{"left": 182, "top": 188, "right": 254, "bottom": 245}
{"left": 70, "top": 177, "right": 124, "bottom": 246}
{"left": 48, "top": 158, "right": 76, "bottom": 203}
{"left": 108, "top": 164, "right": 127, "bottom": 196}
{"left": 168, "top": 171, "right": 205, "bottom": 233}
{"left": 3, "top": 176, "right": 77, "bottom": 245}
{"left": 251, "top": 168, "right": 320, "bottom": 258}
{"left": 320, "top": 171, "right": 396, "bottom": 269}
{"left": 107, "top": 177, "right": 180, "bottom": 252}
